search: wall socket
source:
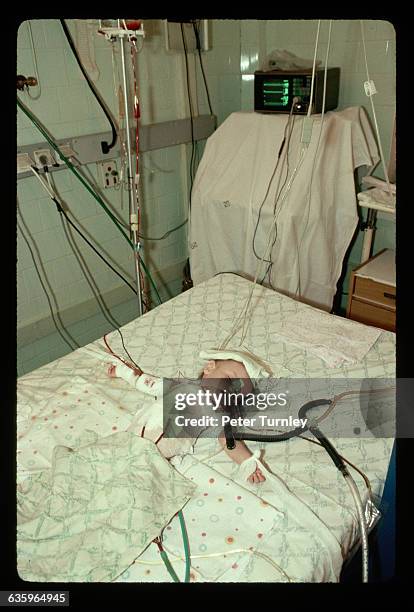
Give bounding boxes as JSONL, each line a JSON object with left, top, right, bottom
{"left": 34, "top": 148, "right": 56, "bottom": 170}
{"left": 98, "top": 160, "right": 119, "bottom": 188}
{"left": 54, "top": 144, "right": 78, "bottom": 165}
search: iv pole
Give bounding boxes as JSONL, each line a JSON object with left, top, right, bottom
{"left": 99, "top": 19, "right": 145, "bottom": 316}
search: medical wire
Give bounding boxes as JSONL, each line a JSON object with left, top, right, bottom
{"left": 60, "top": 19, "right": 117, "bottom": 154}
{"left": 360, "top": 20, "right": 393, "bottom": 197}
{"left": 260, "top": 113, "right": 297, "bottom": 286}
{"left": 46, "top": 171, "right": 127, "bottom": 333}
{"left": 153, "top": 507, "right": 191, "bottom": 583}
{"left": 26, "top": 21, "right": 41, "bottom": 100}
{"left": 17, "top": 209, "right": 79, "bottom": 352}
{"left": 33, "top": 168, "right": 142, "bottom": 366}
{"left": 138, "top": 219, "right": 188, "bottom": 241}
{"left": 135, "top": 546, "right": 292, "bottom": 582}
{"left": 192, "top": 21, "right": 214, "bottom": 118}
{"left": 307, "top": 20, "right": 321, "bottom": 118}
{"left": 233, "top": 145, "right": 308, "bottom": 345}
{"left": 298, "top": 435, "right": 373, "bottom": 504}
{"left": 110, "top": 43, "right": 128, "bottom": 191}
{"left": 295, "top": 20, "right": 332, "bottom": 298}
{"left": 312, "top": 386, "right": 395, "bottom": 426}
{"left": 103, "top": 333, "right": 140, "bottom": 371}
{"left": 29, "top": 166, "right": 138, "bottom": 296}
{"left": 251, "top": 105, "right": 295, "bottom": 265}
{"left": 344, "top": 472, "right": 369, "bottom": 582}
{"left": 17, "top": 98, "right": 131, "bottom": 246}
{"left": 44, "top": 179, "right": 145, "bottom": 365}
{"left": 219, "top": 144, "right": 307, "bottom": 350}
{"left": 17, "top": 98, "right": 162, "bottom": 306}
{"left": 181, "top": 23, "right": 197, "bottom": 206}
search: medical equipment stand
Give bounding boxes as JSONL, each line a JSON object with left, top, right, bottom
{"left": 98, "top": 21, "right": 145, "bottom": 317}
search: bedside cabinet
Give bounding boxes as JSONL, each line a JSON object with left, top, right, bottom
{"left": 346, "top": 249, "right": 396, "bottom": 332}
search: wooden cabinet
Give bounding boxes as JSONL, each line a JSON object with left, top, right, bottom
{"left": 346, "top": 249, "right": 396, "bottom": 332}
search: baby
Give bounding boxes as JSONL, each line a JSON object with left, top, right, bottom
{"left": 107, "top": 358, "right": 265, "bottom": 484}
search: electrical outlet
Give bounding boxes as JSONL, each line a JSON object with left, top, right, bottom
{"left": 17, "top": 153, "right": 34, "bottom": 174}
{"left": 34, "top": 148, "right": 56, "bottom": 170}
{"left": 99, "top": 160, "right": 119, "bottom": 188}
{"left": 54, "top": 144, "right": 78, "bottom": 165}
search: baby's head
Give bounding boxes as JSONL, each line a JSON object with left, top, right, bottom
{"left": 200, "top": 358, "right": 253, "bottom": 393}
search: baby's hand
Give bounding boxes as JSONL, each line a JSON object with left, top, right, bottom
{"left": 248, "top": 466, "right": 266, "bottom": 484}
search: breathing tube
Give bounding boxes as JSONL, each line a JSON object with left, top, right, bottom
{"left": 224, "top": 397, "right": 370, "bottom": 582}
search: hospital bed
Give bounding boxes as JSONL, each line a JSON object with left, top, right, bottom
{"left": 16, "top": 273, "right": 395, "bottom": 583}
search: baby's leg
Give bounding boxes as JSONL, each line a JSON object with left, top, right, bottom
{"left": 218, "top": 435, "right": 265, "bottom": 484}
{"left": 108, "top": 364, "right": 117, "bottom": 377}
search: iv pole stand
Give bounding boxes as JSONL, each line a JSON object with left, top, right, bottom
{"left": 119, "top": 31, "right": 143, "bottom": 317}
{"left": 98, "top": 19, "right": 145, "bottom": 316}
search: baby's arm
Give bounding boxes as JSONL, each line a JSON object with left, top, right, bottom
{"left": 218, "top": 435, "right": 265, "bottom": 484}
{"left": 202, "top": 359, "right": 265, "bottom": 484}
{"left": 107, "top": 362, "right": 163, "bottom": 398}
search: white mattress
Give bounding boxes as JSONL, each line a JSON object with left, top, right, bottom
{"left": 17, "top": 274, "right": 395, "bottom": 582}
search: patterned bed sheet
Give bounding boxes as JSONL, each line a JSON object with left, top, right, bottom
{"left": 17, "top": 273, "right": 395, "bottom": 582}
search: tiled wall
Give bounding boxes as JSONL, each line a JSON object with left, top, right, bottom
{"left": 240, "top": 19, "right": 396, "bottom": 310}
{"left": 17, "top": 19, "right": 241, "bottom": 375}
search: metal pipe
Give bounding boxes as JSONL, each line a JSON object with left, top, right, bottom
{"left": 360, "top": 208, "right": 377, "bottom": 263}
{"left": 119, "top": 28, "right": 143, "bottom": 317}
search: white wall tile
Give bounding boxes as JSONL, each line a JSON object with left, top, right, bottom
{"left": 26, "top": 19, "right": 47, "bottom": 49}
{"left": 42, "top": 19, "right": 66, "bottom": 48}
{"left": 36, "top": 49, "right": 69, "bottom": 88}
{"left": 17, "top": 21, "right": 31, "bottom": 49}
{"left": 17, "top": 198, "right": 45, "bottom": 234}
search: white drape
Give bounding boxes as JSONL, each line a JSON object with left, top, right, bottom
{"left": 189, "top": 108, "right": 379, "bottom": 311}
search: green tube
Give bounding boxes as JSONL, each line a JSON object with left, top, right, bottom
{"left": 138, "top": 253, "right": 162, "bottom": 305}
{"left": 17, "top": 97, "right": 163, "bottom": 307}
{"left": 160, "top": 550, "right": 180, "bottom": 583}
{"left": 178, "top": 510, "right": 191, "bottom": 583}
{"left": 17, "top": 97, "right": 132, "bottom": 249}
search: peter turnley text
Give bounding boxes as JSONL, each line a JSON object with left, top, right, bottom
{"left": 174, "top": 414, "right": 307, "bottom": 428}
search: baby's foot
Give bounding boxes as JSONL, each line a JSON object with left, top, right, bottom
{"left": 107, "top": 364, "right": 117, "bottom": 378}
{"left": 248, "top": 466, "right": 266, "bottom": 484}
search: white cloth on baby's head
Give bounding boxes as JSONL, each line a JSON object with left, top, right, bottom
{"left": 199, "top": 348, "right": 273, "bottom": 379}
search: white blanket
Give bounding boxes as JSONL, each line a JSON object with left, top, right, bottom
{"left": 272, "top": 307, "right": 382, "bottom": 367}
{"left": 17, "top": 432, "right": 196, "bottom": 582}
